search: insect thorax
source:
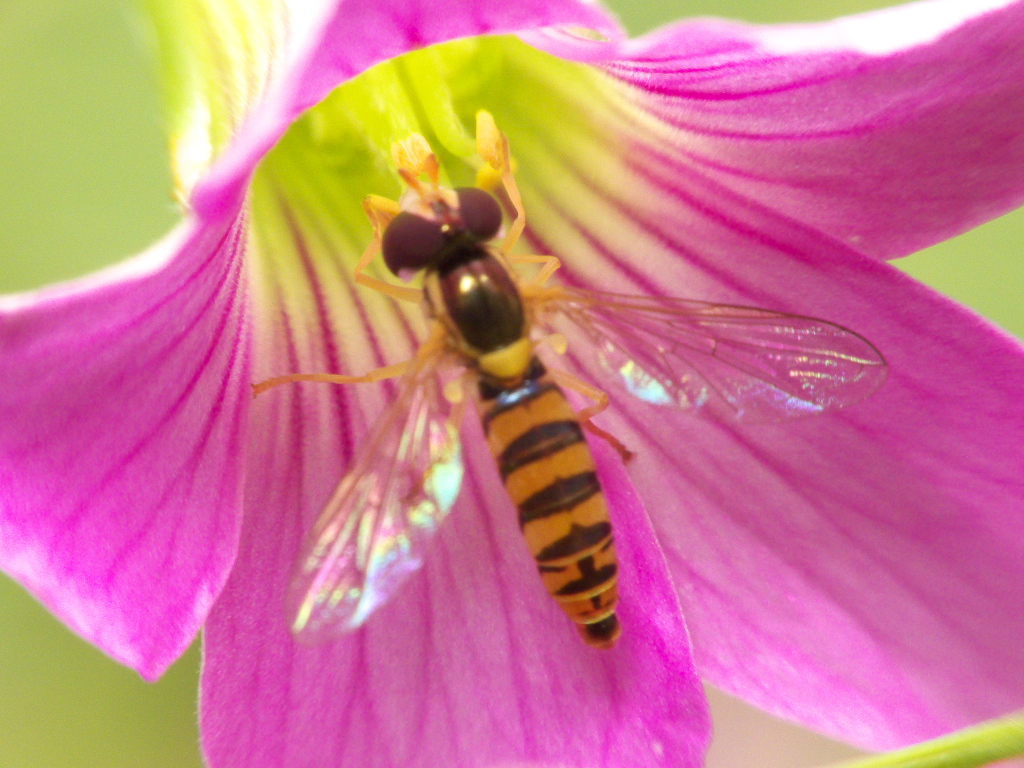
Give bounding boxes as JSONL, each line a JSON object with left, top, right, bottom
{"left": 428, "top": 244, "right": 526, "bottom": 357}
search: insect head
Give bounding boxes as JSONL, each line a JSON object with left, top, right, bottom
{"left": 381, "top": 187, "right": 503, "bottom": 278}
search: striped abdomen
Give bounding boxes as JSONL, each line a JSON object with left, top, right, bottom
{"left": 478, "top": 359, "right": 622, "bottom": 648}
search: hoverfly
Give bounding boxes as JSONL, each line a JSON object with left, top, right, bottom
{"left": 254, "top": 111, "right": 887, "bottom": 649}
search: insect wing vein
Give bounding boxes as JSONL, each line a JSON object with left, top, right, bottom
{"left": 536, "top": 288, "right": 887, "bottom": 422}
{"left": 288, "top": 350, "right": 464, "bottom": 641}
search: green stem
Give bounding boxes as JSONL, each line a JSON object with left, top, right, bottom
{"left": 829, "top": 713, "right": 1024, "bottom": 768}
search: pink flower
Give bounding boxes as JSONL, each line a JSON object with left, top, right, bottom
{"left": 3, "top": 1, "right": 1024, "bottom": 766}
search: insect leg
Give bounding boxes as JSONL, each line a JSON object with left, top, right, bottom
{"left": 254, "top": 323, "right": 449, "bottom": 398}
{"left": 508, "top": 254, "right": 562, "bottom": 288}
{"left": 476, "top": 110, "right": 525, "bottom": 257}
{"left": 356, "top": 194, "right": 424, "bottom": 304}
{"left": 444, "top": 370, "right": 475, "bottom": 431}
{"left": 252, "top": 361, "right": 411, "bottom": 398}
{"left": 536, "top": 332, "right": 568, "bottom": 355}
{"left": 392, "top": 133, "right": 440, "bottom": 186}
{"left": 549, "top": 369, "right": 635, "bottom": 463}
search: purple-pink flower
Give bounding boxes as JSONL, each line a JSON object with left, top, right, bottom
{"left": 3, "top": 1, "right": 1024, "bottom": 766}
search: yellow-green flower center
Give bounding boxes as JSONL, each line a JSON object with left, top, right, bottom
{"left": 249, "top": 37, "right": 604, "bottom": 286}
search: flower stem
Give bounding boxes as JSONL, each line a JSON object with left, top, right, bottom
{"left": 828, "top": 712, "right": 1024, "bottom": 768}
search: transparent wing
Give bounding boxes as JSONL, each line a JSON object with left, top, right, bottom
{"left": 288, "top": 348, "right": 465, "bottom": 642}
{"left": 534, "top": 288, "right": 887, "bottom": 423}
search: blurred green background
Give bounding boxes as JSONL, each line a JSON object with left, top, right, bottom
{"left": 0, "top": 1, "right": 1021, "bottom": 766}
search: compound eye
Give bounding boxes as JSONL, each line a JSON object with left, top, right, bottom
{"left": 456, "top": 187, "right": 503, "bottom": 242}
{"left": 381, "top": 212, "right": 445, "bottom": 277}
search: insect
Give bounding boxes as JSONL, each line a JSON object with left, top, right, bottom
{"left": 254, "top": 111, "right": 888, "bottom": 649}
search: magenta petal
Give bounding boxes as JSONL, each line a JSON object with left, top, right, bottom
{"left": 563, "top": 0, "right": 1024, "bottom": 260}
{"left": 518, "top": 130, "right": 1024, "bottom": 746}
{"left": 191, "top": 0, "right": 623, "bottom": 218}
{"left": 0, "top": 216, "right": 250, "bottom": 679}
{"left": 201, "top": 409, "right": 709, "bottom": 767}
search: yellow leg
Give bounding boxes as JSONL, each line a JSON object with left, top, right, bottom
{"left": 355, "top": 195, "right": 424, "bottom": 304}
{"left": 536, "top": 332, "right": 568, "bottom": 355}
{"left": 252, "top": 360, "right": 411, "bottom": 398}
{"left": 508, "top": 254, "right": 561, "bottom": 288}
{"left": 444, "top": 370, "right": 475, "bottom": 429}
{"left": 549, "top": 369, "right": 635, "bottom": 462}
{"left": 476, "top": 111, "right": 526, "bottom": 256}
{"left": 392, "top": 134, "right": 439, "bottom": 185}
{"left": 254, "top": 323, "right": 449, "bottom": 398}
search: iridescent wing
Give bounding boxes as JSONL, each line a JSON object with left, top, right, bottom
{"left": 533, "top": 288, "right": 887, "bottom": 422}
{"left": 288, "top": 346, "right": 465, "bottom": 641}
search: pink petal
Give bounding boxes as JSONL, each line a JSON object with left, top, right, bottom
{"left": 513, "top": 117, "right": 1024, "bottom": 747}
{"left": 0, "top": 216, "right": 251, "bottom": 679}
{"left": 201, "top": 397, "right": 709, "bottom": 766}
{"left": 190, "top": 0, "right": 623, "bottom": 219}
{"left": 544, "top": 0, "right": 1024, "bottom": 260}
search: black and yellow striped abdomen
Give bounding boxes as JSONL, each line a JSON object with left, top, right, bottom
{"left": 478, "top": 358, "right": 622, "bottom": 648}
